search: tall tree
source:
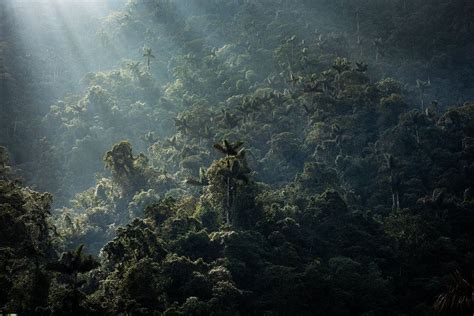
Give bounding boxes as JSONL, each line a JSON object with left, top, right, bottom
{"left": 142, "top": 47, "right": 155, "bottom": 70}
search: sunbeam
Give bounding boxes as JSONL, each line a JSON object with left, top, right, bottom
{"left": 5, "top": 0, "right": 113, "bottom": 93}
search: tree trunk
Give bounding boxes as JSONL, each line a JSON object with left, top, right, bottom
{"left": 226, "top": 177, "right": 231, "bottom": 225}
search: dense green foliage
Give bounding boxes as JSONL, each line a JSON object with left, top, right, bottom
{"left": 1, "top": 0, "right": 473, "bottom": 315}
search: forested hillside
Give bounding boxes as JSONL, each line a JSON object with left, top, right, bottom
{"left": 1, "top": 0, "right": 473, "bottom": 315}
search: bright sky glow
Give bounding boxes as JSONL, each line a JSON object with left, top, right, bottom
{"left": 4, "top": 0, "right": 115, "bottom": 94}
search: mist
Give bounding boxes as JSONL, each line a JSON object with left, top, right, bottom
{"left": 1, "top": 0, "right": 473, "bottom": 314}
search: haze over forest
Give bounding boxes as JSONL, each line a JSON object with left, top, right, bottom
{"left": 0, "top": 0, "right": 473, "bottom": 315}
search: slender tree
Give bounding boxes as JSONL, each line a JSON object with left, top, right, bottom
{"left": 212, "top": 140, "right": 248, "bottom": 225}
{"left": 373, "top": 37, "right": 384, "bottom": 63}
{"left": 47, "top": 245, "right": 99, "bottom": 315}
{"left": 384, "top": 153, "right": 400, "bottom": 210}
{"left": 416, "top": 79, "right": 431, "bottom": 110}
{"left": 142, "top": 47, "right": 155, "bottom": 70}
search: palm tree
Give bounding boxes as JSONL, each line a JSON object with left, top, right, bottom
{"left": 384, "top": 153, "right": 400, "bottom": 210}
{"left": 142, "top": 46, "right": 155, "bottom": 70}
{"left": 47, "top": 244, "right": 98, "bottom": 277}
{"left": 126, "top": 61, "right": 142, "bottom": 80}
{"left": 213, "top": 140, "right": 249, "bottom": 225}
{"left": 357, "top": 35, "right": 363, "bottom": 58}
{"left": 408, "top": 111, "right": 424, "bottom": 144}
{"left": 319, "top": 70, "right": 335, "bottom": 96}
{"left": 213, "top": 140, "right": 244, "bottom": 157}
{"left": 355, "top": 62, "right": 368, "bottom": 73}
{"left": 47, "top": 245, "right": 99, "bottom": 315}
{"left": 288, "top": 72, "right": 302, "bottom": 87}
{"left": 434, "top": 271, "right": 472, "bottom": 315}
{"left": 332, "top": 57, "right": 351, "bottom": 75}
{"left": 332, "top": 57, "right": 351, "bottom": 93}
{"left": 416, "top": 79, "right": 431, "bottom": 110}
{"left": 373, "top": 37, "right": 384, "bottom": 63}
{"left": 355, "top": 7, "right": 361, "bottom": 35}
{"left": 286, "top": 35, "right": 297, "bottom": 64}
{"left": 219, "top": 158, "right": 250, "bottom": 225}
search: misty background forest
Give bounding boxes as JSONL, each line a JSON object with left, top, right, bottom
{"left": 1, "top": 0, "right": 473, "bottom": 315}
